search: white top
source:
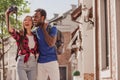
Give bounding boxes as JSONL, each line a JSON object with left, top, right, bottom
{"left": 27, "top": 35, "right": 35, "bottom": 56}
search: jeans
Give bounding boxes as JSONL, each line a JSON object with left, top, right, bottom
{"left": 16, "top": 55, "right": 37, "bottom": 80}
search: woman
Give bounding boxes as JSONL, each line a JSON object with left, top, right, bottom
{"left": 5, "top": 8, "right": 38, "bottom": 80}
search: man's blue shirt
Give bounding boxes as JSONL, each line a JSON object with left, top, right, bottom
{"left": 35, "top": 26, "right": 57, "bottom": 63}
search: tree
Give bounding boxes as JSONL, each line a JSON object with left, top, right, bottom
{"left": 0, "top": 0, "right": 30, "bottom": 33}
{"left": 0, "top": 0, "right": 30, "bottom": 80}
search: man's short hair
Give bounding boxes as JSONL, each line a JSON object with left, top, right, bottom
{"left": 35, "top": 8, "right": 47, "bottom": 19}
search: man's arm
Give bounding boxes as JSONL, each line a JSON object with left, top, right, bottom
{"left": 42, "top": 23, "right": 57, "bottom": 47}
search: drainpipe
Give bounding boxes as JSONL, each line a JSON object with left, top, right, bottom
{"left": 94, "top": 0, "right": 99, "bottom": 79}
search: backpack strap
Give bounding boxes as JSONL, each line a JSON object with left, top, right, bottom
{"left": 47, "top": 24, "right": 52, "bottom": 34}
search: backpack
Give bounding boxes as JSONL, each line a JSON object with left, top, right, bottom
{"left": 47, "top": 25, "right": 65, "bottom": 55}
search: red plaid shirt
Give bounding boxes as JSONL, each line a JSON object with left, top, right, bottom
{"left": 10, "top": 29, "right": 38, "bottom": 63}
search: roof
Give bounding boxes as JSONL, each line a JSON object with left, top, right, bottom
{"left": 48, "top": 16, "right": 63, "bottom": 23}
{"left": 48, "top": 5, "right": 77, "bottom": 23}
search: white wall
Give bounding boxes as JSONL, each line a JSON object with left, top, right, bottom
{"left": 81, "top": 22, "right": 94, "bottom": 73}
{"left": 83, "top": 0, "right": 93, "bottom": 8}
{"left": 61, "top": 15, "right": 79, "bottom": 32}
{"left": 78, "top": 0, "right": 94, "bottom": 74}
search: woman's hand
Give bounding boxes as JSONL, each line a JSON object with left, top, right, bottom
{"left": 5, "top": 8, "right": 14, "bottom": 33}
{"left": 5, "top": 8, "right": 14, "bottom": 16}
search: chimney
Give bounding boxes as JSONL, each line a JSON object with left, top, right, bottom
{"left": 54, "top": 13, "right": 59, "bottom": 18}
{"left": 71, "top": 4, "right": 77, "bottom": 10}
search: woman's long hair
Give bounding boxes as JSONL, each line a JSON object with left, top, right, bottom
{"left": 19, "top": 16, "right": 33, "bottom": 49}
{"left": 22, "top": 16, "right": 33, "bottom": 36}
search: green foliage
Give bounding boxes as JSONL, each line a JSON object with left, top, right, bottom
{"left": 0, "top": 0, "right": 30, "bottom": 36}
{"left": 73, "top": 70, "right": 80, "bottom": 76}
{"left": 0, "top": 0, "right": 30, "bottom": 14}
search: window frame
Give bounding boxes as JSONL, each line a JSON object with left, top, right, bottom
{"left": 99, "top": 0, "right": 112, "bottom": 78}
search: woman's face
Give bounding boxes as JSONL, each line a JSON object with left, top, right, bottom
{"left": 23, "top": 16, "right": 33, "bottom": 29}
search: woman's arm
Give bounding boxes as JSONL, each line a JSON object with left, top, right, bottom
{"left": 5, "top": 9, "right": 20, "bottom": 41}
{"left": 5, "top": 9, "right": 14, "bottom": 33}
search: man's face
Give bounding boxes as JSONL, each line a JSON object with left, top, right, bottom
{"left": 33, "top": 12, "right": 44, "bottom": 27}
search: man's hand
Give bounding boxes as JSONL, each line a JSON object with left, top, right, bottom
{"left": 42, "top": 23, "right": 48, "bottom": 30}
{"left": 42, "top": 23, "right": 56, "bottom": 47}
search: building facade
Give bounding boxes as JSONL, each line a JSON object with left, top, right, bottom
{"left": 94, "top": 0, "right": 120, "bottom": 80}
{"left": 76, "top": 0, "right": 120, "bottom": 80}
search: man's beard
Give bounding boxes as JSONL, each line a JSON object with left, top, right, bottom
{"left": 34, "top": 22, "right": 43, "bottom": 27}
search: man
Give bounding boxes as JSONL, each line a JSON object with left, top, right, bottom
{"left": 33, "top": 8, "right": 60, "bottom": 80}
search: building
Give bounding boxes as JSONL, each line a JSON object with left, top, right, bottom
{"left": 94, "top": 0, "right": 120, "bottom": 80}
{"left": 72, "top": 0, "right": 120, "bottom": 80}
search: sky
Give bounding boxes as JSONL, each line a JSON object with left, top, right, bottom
{"left": 27, "top": 0, "right": 78, "bottom": 20}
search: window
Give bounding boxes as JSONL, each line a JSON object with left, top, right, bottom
{"left": 101, "top": 0, "right": 109, "bottom": 69}
{"left": 99, "top": 0, "right": 111, "bottom": 78}
{"left": 0, "top": 71, "right": 1, "bottom": 80}
{"left": 0, "top": 70, "right": 3, "bottom": 80}
{"left": 59, "top": 65, "right": 68, "bottom": 80}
